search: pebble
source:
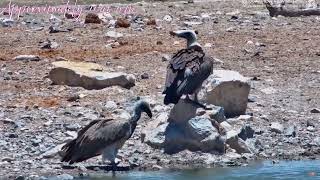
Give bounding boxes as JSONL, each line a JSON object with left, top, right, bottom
{"left": 106, "top": 31, "right": 124, "bottom": 38}
{"left": 14, "top": 55, "right": 40, "bottom": 61}
{"left": 105, "top": 101, "right": 118, "bottom": 110}
{"left": 141, "top": 73, "right": 150, "bottom": 79}
{"left": 270, "top": 122, "right": 283, "bottom": 134}
{"left": 163, "top": 15, "right": 173, "bottom": 22}
{"left": 310, "top": 108, "right": 320, "bottom": 113}
{"left": 162, "top": 54, "right": 171, "bottom": 61}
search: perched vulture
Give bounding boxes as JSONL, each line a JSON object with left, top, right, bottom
{"left": 163, "top": 30, "right": 214, "bottom": 108}
{"left": 60, "top": 100, "right": 152, "bottom": 169}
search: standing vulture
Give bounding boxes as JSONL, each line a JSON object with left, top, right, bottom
{"left": 163, "top": 30, "right": 213, "bottom": 108}
{"left": 60, "top": 100, "right": 152, "bottom": 170}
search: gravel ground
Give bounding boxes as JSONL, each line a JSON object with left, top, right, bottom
{"left": 0, "top": 0, "right": 320, "bottom": 179}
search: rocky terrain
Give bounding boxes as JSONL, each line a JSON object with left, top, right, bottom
{"left": 0, "top": 0, "right": 320, "bottom": 179}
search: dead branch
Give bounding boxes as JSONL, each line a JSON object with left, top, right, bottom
{"left": 264, "top": 1, "right": 320, "bottom": 17}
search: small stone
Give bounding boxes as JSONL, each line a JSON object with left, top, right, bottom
{"left": 15, "top": 175, "right": 25, "bottom": 180}
{"left": 226, "top": 27, "right": 236, "bottom": 32}
{"left": 40, "top": 40, "right": 59, "bottom": 49}
{"left": 204, "top": 43, "right": 212, "bottom": 48}
{"left": 238, "top": 125, "right": 254, "bottom": 140}
{"left": 31, "top": 139, "right": 42, "bottom": 147}
{"left": 9, "top": 133, "right": 18, "bottom": 138}
{"left": 116, "top": 18, "right": 130, "bottom": 28}
{"left": 146, "top": 18, "right": 157, "bottom": 25}
{"left": 237, "top": 115, "right": 253, "bottom": 121}
{"left": 307, "top": 126, "right": 316, "bottom": 132}
{"left": 106, "top": 31, "right": 124, "bottom": 39}
{"left": 65, "top": 13, "right": 79, "bottom": 19}
{"left": 85, "top": 13, "right": 102, "bottom": 24}
{"left": 307, "top": 120, "right": 315, "bottom": 127}
{"left": 184, "top": 21, "right": 203, "bottom": 27}
{"left": 2, "top": 157, "right": 14, "bottom": 162}
{"left": 270, "top": 122, "right": 283, "bottom": 134}
{"left": 105, "top": 101, "right": 118, "bottom": 110}
{"left": 220, "top": 121, "right": 232, "bottom": 131}
{"left": 140, "top": 73, "right": 149, "bottom": 79}
{"left": 311, "top": 108, "right": 320, "bottom": 113}
{"left": 284, "top": 125, "right": 296, "bottom": 137}
{"left": 152, "top": 165, "right": 163, "bottom": 171}
{"left": 162, "top": 54, "right": 171, "bottom": 61}
{"left": 14, "top": 55, "right": 40, "bottom": 61}
{"left": 0, "top": 18, "right": 14, "bottom": 27}
{"left": 65, "top": 123, "right": 81, "bottom": 131}
{"left": 163, "top": 15, "right": 173, "bottom": 22}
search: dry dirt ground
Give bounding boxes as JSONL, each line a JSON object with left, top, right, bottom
{"left": 0, "top": 0, "right": 320, "bottom": 179}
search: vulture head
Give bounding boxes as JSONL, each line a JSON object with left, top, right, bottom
{"left": 133, "top": 100, "right": 153, "bottom": 118}
{"left": 170, "top": 29, "right": 201, "bottom": 49}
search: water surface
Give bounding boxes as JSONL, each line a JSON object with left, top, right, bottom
{"left": 75, "top": 160, "right": 320, "bottom": 180}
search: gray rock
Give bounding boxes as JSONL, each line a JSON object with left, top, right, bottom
{"left": 226, "top": 130, "right": 252, "bottom": 154}
{"left": 105, "top": 101, "right": 118, "bottom": 110}
{"left": 144, "top": 122, "right": 167, "bottom": 148}
{"left": 163, "top": 15, "right": 173, "bottom": 22}
{"left": 237, "top": 115, "right": 253, "bottom": 121}
{"left": 142, "top": 112, "right": 168, "bottom": 143}
{"left": 311, "top": 108, "right": 320, "bottom": 113}
{"left": 284, "top": 125, "right": 296, "bottom": 137}
{"left": 245, "top": 138, "right": 263, "bottom": 153}
{"left": 312, "top": 137, "right": 320, "bottom": 146}
{"left": 238, "top": 125, "right": 254, "bottom": 140}
{"left": 49, "top": 26, "right": 71, "bottom": 33}
{"left": 65, "top": 123, "right": 81, "bottom": 131}
{"left": 200, "top": 70, "right": 251, "bottom": 117}
{"left": 162, "top": 54, "right": 171, "bottom": 61}
{"left": 184, "top": 21, "right": 203, "bottom": 27}
{"left": 14, "top": 55, "right": 40, "bottom": 61}
{"left": 145, "top": 116, "right": 225, "bottom": 154}
{"left": 307, "top": 126, "right": 316, "bottom": 132}
{"left": 141, "top": 72, "right": 149, "bottom": 79}
{"left": 206, "top": 105, "right": 226, "bottom": 123}
{"left": 220, "top": 121, "right": 232, "bottom": 132}
{"left": 105, "top": 31, "right": 124, "bottom": 38}
{"left": 40, "top": 40, "right": 59, "bottom": 49}
{"left": 0, "top": 18, "right": 14, "bottom": 27}
{"left": 270, "top": 122, "right": 284, "bottom": 134}
{"left": 168, "top": 99, "right": 197, "bottom": 124}
{"left": 49, "top": 61, "right": 135, "bottom": 90}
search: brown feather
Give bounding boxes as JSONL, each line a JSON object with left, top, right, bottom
{"left": 163, "top": 46, "right": 210, "bottom": 105}
{"left": 61, "top": 119, "right": 131, "bottom": 164}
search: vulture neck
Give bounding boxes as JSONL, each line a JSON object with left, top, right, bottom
{"left": 130, "top": 106, "right": 142, "bottom": 124}
{"left": 187, "top": 39, "right": 202, "bottom": 50}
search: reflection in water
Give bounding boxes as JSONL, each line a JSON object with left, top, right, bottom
{"left": 70, "top": 161, "right": 320, "bottom": 180}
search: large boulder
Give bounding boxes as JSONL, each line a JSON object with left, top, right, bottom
{"left": 200, "top": 70, "right": 251, "bottom": 117}
{"left": 49, "top": 61, "right": 135, "bottom": 90}
{"left": 185, "top": 117, "right": 225, "bottom": 153}
{"left": 144, "top": 115, "right": 226, "bottom": 154}
{"left": 168, "top": 99, "right": 226, "bottom": 124}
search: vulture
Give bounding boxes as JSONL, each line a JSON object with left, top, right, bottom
{"left": 163, "top": 30, "right": 214, "bottom": 108}
{"left": 60, "top": 100, "right": 152, "bottom": 170}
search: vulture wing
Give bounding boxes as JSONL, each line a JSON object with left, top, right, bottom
{"left": 61, "top": 119, "right": 130, "bottom": 164}
{"left": 163, "top": 47, "right": 206, "bottom": 104}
